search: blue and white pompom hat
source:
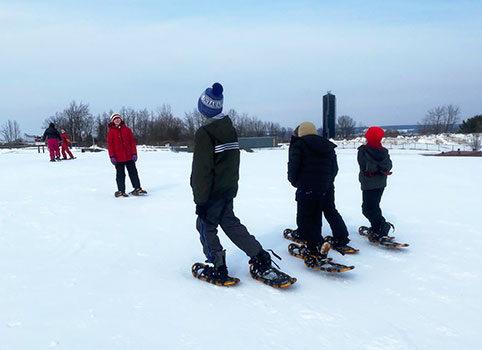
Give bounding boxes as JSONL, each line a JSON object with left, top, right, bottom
{"left": 198, "top": 82, "right": 224, "bottom": 118}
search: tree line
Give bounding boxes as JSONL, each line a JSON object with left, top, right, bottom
{"left": 39, "top": 101, "right": 293, "bottom": 146}
{"left": 2, "top": 102, "right": 482, "bottom": 144}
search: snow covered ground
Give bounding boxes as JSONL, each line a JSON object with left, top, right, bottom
{"left": 1, "top": 147, "right": 481, "bottom": 350}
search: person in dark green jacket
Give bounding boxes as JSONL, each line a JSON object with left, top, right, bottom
{"left": 191, "top": 82, "right": 295, "bottom": 287}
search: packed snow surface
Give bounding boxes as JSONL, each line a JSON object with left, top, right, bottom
{"left": 0, "top": 147, "right": 481, "bottom": 349}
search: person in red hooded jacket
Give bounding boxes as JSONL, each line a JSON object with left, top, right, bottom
{"left": 357, "top": 126, "right": 393, "bottom": 241}
{"left": 60, "top": 129, "right": 75, "bottom": 159}
{"left": 107, "top": 113, "right": 147, "bottom": 197}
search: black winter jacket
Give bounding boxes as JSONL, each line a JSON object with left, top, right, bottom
{"left": 42, "top": 126, "right": 61, "bottom": 141}
{"left": 357, "top": 145, "right": 392, "bottom": 190}
{"left": 190, "top": 116, "right": 240, "bottom": 204}
{"left": 288, "top": 134, "right": 339, "bottom": 192}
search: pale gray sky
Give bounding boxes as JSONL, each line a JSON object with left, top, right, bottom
{"left": 1, "top": 0, "right": 481, "bottom": 135}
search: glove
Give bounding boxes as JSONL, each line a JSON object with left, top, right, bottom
{"left": 364, "top": 171, "right": 375, "bottom": 178}
{"left": 132, "top": 154, "right": 138, "bottom": 162}
{"left": 196, "top": 204, "right": 208, "bottom": 218}
{"left": 110, "top": 157, "right": 117, "bottom": 165}
{"left": 381, "top": 171, "right": 392, "bottom": 176}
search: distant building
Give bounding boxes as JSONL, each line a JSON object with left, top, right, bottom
{"left": 322, "top": 92, "right": 336, "bottom": 138}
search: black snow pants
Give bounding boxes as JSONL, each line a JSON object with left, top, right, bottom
{"left": 115, "top": 160, "right": 141, "bottom": 192}
{"left": 196, "top": 198, "right": 262, "bottom": 267}
{"left": 296, "top": 185, "right": 349, "bottom": 252}
{"left": 362, "top": 188, "right": 388, "bottom": 235}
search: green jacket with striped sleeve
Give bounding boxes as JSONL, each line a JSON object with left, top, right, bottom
{"left": 190, "top": 115, "right": 240, "bottom": 204}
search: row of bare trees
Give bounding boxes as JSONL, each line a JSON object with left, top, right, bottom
{"left": 335, "top": 105, "right": 465, "bottom": 139}
{"left": 42, "top": 101, "right": 293, "bottom": 146}
{"left": 1, "top": 120, "right": 22, "bottom": 142}
{"left": 418, "top": 105, "right": 461, "bottom": 135}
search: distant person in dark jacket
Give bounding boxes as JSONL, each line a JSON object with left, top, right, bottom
{"left": 357, "top": 126, "right": 393, "bottom": 240}
{"left": 288, "top": 122, "right": 354, "bottom": 256}
{"left": 42, "top": 123, "right": 61, "bottom": 162}
{"left": 191, "top": 82, "right": 295, "bottom": 287}
{"left": 107, "top": 113, "right": 147, "bottom": 197}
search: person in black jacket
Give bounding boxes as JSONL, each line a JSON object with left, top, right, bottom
{"left": 288, "top": 122, "right": 353, "bottom": 256}
{"left": 42, "top": 123, "right": 61, "bottom": 162}
{"left": 357, "top": 126, "right": 393, "bottom": 240}
{"left": 191, "top": 82, "right": 295, "bottom": 287}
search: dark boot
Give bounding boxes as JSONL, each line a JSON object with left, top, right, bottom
{"left": 130, "top": 188, "right": 147, "bottom": 196}
{"left": 192, "top": 250, "right": 239, "bottom": 286}
{"left": 379, "top": 222, "right": 394, "bottom": 236}
{"left": 303, "top": 242, "right": 332, "bottom": 268}
{"left": 211, "top": 250, "right": 229, "bottom": 279}
{"left": 249, "top": 250, "right": 296, "bottom": 288}
{"left": 324, "top": 236, "right": 358, "bottom": 254}
{"left": 250, "top": 250, "right": 272, "bottom": 273}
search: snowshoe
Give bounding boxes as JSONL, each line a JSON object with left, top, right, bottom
{"left": 249, "top": 250, "right": 296, "bottom": 288}
{"left": 324, "top": 236, "right": 359, "bottom": 255}
{"left": 192, "top": 263, "right": 240, "bottom": 286}
{"left": 288, "top": 243, "right": 355, "bottom": 273}
{"left": 130, "top": 188, "right": 147, "bottom": 196}
{"left": 249, "top": 264, "right": 297, "bottom": 288}
{"left": 49, "top": 159, "right": 56, "bottom": 162}
{"left": 114, "top": 191, "right": 129, "bottom": 198}
{"left": 283, "top": 228, "right": 306, "bottom": 244}
{"left": 358, "top": 226, "right": 409, "bottom": 248}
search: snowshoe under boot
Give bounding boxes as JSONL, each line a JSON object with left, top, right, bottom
{"left": 114, "top": 191, "right": 129, "bottom": 198}
{"left": 324, "top": 236, "right": 359, "bottom": 255}
{"left": 249, "top": 250, "right": 296, "bottom": 288}
{"left": 191, "top": 263, "right": 240, "bottom": 286}
{"left": 288, "top": 242, "right": 355, "bottom": 273}
{"left": 130, "top": 188, "right": 147, "bottom": 196}
{"left": 358, "top": 225, "right": 409, "bottom": 248}
{"left": 283, "top": 228, "right": 306, "bottom": 244}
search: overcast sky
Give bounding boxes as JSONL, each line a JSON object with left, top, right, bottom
{"left": 1, "top": 0, "right": 481, "bottom": 135}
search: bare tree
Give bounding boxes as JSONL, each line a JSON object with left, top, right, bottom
{"left": 183, "top": 108, "right": 205, "bottom": 141}
{"left": 151, "top": 104, "right": 184, "bottom": 143}
{"left": 64, "top": 101, "right": 92, "bottom": 142}
{"left": 418, "top": 105, "right": 461, "bottom": 135}
{"left": 419, "top": 106, "right": 446, "bottom": 134}
{"left": 444, "top": 105, "right": 461, "bottom": 133}
{"left": 1, "top": 120, "right": 22, "bottom": 142}
{"left": 336, "top": 115, "right": 356, "bottom": 139}
{"left": 44, "top": 101, "right": 92, "bottom": 144}
{"left": 94, "top": 112, "right": 111, "bottom": 143}
{"left": 469, "top": 133, "right": 481, "bottom": 151}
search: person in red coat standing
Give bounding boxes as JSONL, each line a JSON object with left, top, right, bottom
{"left": 60, "top": 129, "right": 75, "bottom": 159}
{"left": 107, "top": 113, "right": 147, "bottom": 197}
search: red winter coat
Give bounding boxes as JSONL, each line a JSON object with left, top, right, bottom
{"left": 107, "top": 121, "right": 137, "bottom": 162}
{"left": 61, "top": 133, "right": 71, "bottom": 146}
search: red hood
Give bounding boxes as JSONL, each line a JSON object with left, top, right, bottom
{"left": 365, "top": 126, "right": 384, "bottom": 148}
